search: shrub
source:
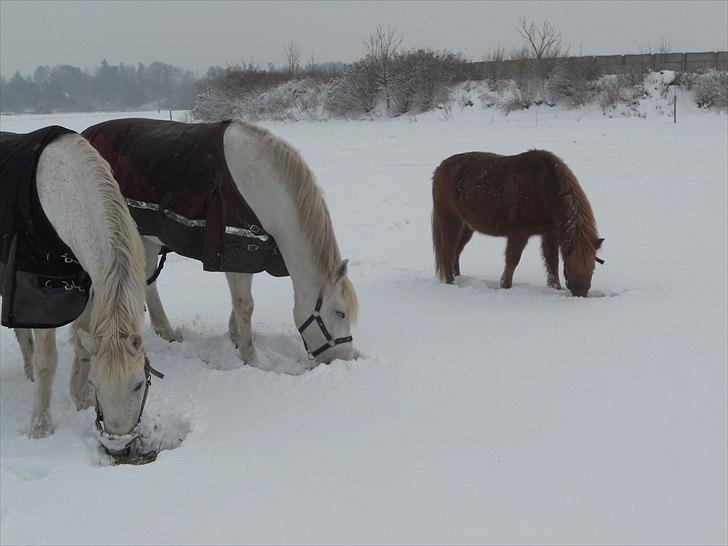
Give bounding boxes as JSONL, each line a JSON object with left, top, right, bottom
{"left": 501, "top": 88, "right": 533, "bottom": 113}
{"left": 692, "top": 69, "right": 728, "bottom": 109}
{"left": 324, "top": 57, "right": 379, "bottom": 117}
{"left": 595, "top": 76, "right": 623, "bottom": 114}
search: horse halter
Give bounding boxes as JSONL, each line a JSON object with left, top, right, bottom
{"left": 297, "top": 293, "right": 353, "bottom": 360}
{"left": 94, "top": 355, "right": 164, "bottom": 451}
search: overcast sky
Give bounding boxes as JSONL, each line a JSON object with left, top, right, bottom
{"left": 1, "top": 0, "right": 726, "bottom": 76}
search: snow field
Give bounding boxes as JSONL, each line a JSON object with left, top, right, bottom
{"left": 0, "top": 104, "right": 726, "bottom": 544}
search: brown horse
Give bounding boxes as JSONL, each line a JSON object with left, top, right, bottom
{"left": 432, "top": 150, "right": 603, "bottom": 297}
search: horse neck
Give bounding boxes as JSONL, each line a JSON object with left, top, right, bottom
{"left": 36, "top": 136, "right": 144, "bottom": 333}
{"left": 554, "top": 166, "right": 596, "bottom": 251}
{"left": 223, "top": 126, "right": 327, "bottom": 309}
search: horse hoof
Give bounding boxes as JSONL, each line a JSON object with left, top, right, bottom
{"left": 547, "top": 277, "right": 562, "bottom": 290}
{"left": 24, "top": 366, "right": 34, "bottom": 382}
{"left": 240, "top": 345, "right": 255, "bottom": 365}
{"left": 500, "top": 280, "right": 512, "bottom": 289}
{"left": 157, "top": 328, "right": 183, "bottom": 343}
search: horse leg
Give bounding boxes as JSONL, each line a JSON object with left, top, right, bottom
{"left": 500, "top": 234, "right": 529, "bottom": 289}
{"left": 541, "top": 233, "right": 562, "bottom": 289}
{"left": 70, "top": 302, "right": 95, "bottom": 410}
{"left": 454, "top": 226, "right": 474, "bottom": 278}
{"left": 14, "top": 328, "right": 35, "bottom": 381}
{"left": 30, "top": 329, "right": 58, "bottom": 438}
{"left": 143, "top": 238, "right": 182, "bottom": 342}
{"left": 226, "top": 272, "right": 255, "bottom": 364}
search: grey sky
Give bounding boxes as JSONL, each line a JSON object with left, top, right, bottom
{"left": 1, "top": 0, "right": 726, "bottom": 76}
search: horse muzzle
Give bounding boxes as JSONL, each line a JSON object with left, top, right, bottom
{"left": 568, "top": 287, "right": 590, "bottom": 298}
{"left": 96, "top": 421, "right": 139, "bottom": 455}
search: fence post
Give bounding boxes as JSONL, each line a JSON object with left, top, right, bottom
{"left": 682, "top": 52, "right": 687, "bottom": 72}
{"left": 673, "top": 94, "right": 677, "bottom": 124}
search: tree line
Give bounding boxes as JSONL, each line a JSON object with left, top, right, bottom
{"left": 0, "top": 60, "right": 214, "bottom": 113}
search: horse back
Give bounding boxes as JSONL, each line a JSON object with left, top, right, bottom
{"left": 82, "top": 118, "right": 288, "bottom": 277}
{"left": 433, "top": 150, "right": 562, "bottom": 236}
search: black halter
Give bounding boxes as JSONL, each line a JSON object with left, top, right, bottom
{"left": 297, "top": 293, "right": 353, "bottom": 360}
{"left": 94, "top": 355, "right": 164, "bottom": 440}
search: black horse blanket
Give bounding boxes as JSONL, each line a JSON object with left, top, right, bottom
{"left": 0, "top": 126, "right": 91, "bottom": 328}
{"left": 82, "top": 118, "right": 288, "bottom": 277}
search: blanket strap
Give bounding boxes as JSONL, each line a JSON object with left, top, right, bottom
{"left": 146, "top": 247, "right": 170, "bottom": 285}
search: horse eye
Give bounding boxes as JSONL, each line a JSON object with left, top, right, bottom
{"left": 335, "top": 311, "right": 346, "bottom": 319}
{"left": 133, "top": 381, "right": 144, "bottom": 392}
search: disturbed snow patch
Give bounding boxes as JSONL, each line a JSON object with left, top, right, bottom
{"left": 90, "top": 411, "right": 191, "bottom": 467}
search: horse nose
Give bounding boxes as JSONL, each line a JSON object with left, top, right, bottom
{"left": 102, "top": 416, "right": 135, "bottom": 436}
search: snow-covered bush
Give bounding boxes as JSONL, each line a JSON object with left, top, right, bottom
{"left": 192, "top": 64, "right": 290, "bottom": 121}
{"left": 595, "top": 76, "right": 623, "bottom": 114}
{"left": 324, "top": 57, "right": 379, "bottom": 117}
{"left": 501, "top": 87, "right": 533, "bottom": 113}
{"left": 192, "top": 82, "right": 240, "bottom": 121}
{"left": 692, "top": 70, "right": 728, "bottom": 110}
{"left": 387, "top": 49, "right": 463, "bottom": 115}
{"left": 193, "top": 55, "right": 727, "bottom": 122}
{"left": 548, "top": 56, "right": 601, "bottom": 108}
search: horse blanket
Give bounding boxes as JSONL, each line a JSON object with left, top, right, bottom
{"left": 0, "top": 126, "right": 91, "bottom": 328}
{"left": 82, "top": 118, "right": 288, "bottom": 277}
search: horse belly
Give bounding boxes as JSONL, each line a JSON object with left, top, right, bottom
{"left": 459, "top": 196, "right": 553, "bottom": 237}
{"left": 456, "top": 196, "right": 510, "bottom": 236}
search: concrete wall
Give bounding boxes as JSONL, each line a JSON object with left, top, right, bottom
{"left": 467, "top": 51, "right": 728, "bottom": 80}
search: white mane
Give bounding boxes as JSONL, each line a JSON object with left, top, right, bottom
{"left": 72, "top": 135, "right": 147, "bottom": 385}
{"left": 233, "top": 121, "right": 358, "bottom": 320}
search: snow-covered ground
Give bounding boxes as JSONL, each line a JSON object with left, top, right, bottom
{"left": 1, "top": 104, "right": 726, "bottom": 545}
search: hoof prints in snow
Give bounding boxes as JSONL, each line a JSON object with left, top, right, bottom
{"left": 194, "top": 330, "right": 315, "bottom": 375}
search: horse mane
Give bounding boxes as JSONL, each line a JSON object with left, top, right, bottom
{"left": 233, "top": 121, "right": 358, "bottom": 321}
{"left": 549, "top": 152, "right": 600, "bottom": 263}
{"left": 71, "top": 135, "right": 147, "bottom": 387}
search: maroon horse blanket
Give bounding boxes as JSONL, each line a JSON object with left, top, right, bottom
{"left": 82, "top": 118, "right": 288, "bottom": 277}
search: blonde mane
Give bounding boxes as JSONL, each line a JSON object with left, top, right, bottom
{"left": 233, "top": 121, "right": 358, "bottom": 321}
{"left": 72, "top": 135, "right": 147, "bottom": 386}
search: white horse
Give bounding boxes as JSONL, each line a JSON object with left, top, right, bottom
{"left": 141, "top": 121, "right": 358, "bottom": 365}
{"left": 10, "top": 133, "right": 151, "bottom": 447}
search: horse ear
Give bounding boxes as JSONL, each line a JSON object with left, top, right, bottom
{"left": 78, "top": 329, "right": 100, "bottom": 356}
{"left": 125, "top": 333, "right": 143, "bottom": 355}
{"left": 332, "top": 259, "right": 349, "bottom": 285}
{"left": 595, "top": 238, "right": 605, "bottom": 249}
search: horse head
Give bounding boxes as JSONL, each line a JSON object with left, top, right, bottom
{"left": 78, "top": 330, "right": 160, "bottom": 455}
{"left": 563, "top": 237, "right": 604, "bottom": 297}
{"left": 296, "top": 259, "right": 358, "bottom": 365}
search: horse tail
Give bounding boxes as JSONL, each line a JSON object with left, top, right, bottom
{"left": 431, "top": 165, "right": 460, "bottom": 283}
{"left": 432, "top": 207, "right": 449, "bottom": 282}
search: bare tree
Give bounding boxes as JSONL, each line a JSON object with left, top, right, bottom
{"left": 284, "top": 41, "right": 302, "bottom": 78}
{"left": 305, "top": 48, "right": 319, "bottom": 77}
{"left": 365, "top": 25, "right": 403, "bottom": 110}
{"left": 516, "top": 17, "right": 566, "bottom": 60}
